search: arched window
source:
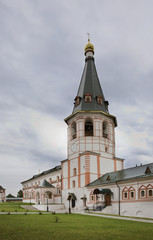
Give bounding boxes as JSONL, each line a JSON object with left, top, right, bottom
{"left": 122, "top": 187, "right": 128, "bottom": 200}
{"left": 48, "top": 192, "right": 52, "bottom": 199}
{"left": 129, "top": 186, "right": 135, "bottom": 199}
{"left": 148, "top": 189, "right": 153, "bottom": 197}
{"left": 139, "top": 185, "right": 146, "bottom": 199}
{"left": 73, "top": 168, "right": 77, "bottom": 176}
{"left": 85, "top": 119, "right": 93, "bottom": 136}
{"left": 103, "top": 121, "right": 108, "bottom": 138}
{"left": 90, "top": 191, "right": 96, "bottom": 202}
{"left": 71, "top": 122, "right": 76, "bottom": 139}
{"left": 147, "top": 184, "right": 153, "bottom": 197}
{"left": 74, "top": 96, "right": 80, "bottom": 106}
{"left": 45, "top": 192, "right": 52, "bottom": 199}
{"left": 97, "top": 96, "right": 103, "bottom": 105}
{"left": 85, "top": 93, "right": 92, "bottom": 103}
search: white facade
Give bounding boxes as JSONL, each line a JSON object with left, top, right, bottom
{"left": 87, "top": 175, "right": 153, "bottom": 218}
{"left": 0, "top": 186, "right": 5, "bottom": 202}
{"left": 21, "top": 41, "right": 153, "bottom": 218}
{"left": 22, "top": 168, "right": 61, "bottom": 204}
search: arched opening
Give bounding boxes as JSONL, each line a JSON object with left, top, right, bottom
{"left": 105, "top": 193, "right": 111, "bottom": 206}
{"left": 103, "top": 121, "right": 108, "bottom": 138}
{"left": 85, "top": 119, "right": 93, "bottom": 136}
{"left": 36, "top": 192, "right": 40, "bottom": 204}
{"left": 44, "top": 191, "right": 53, "bottom": 204}
{"left": 71, "top": 122, "right": 76, "bottom": 139}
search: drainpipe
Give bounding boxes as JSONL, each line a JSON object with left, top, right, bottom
{"left": 60, "top": 174, "right": 63, "bottom": 203}
{"left": 116, "top": 181, "right": 120, "bottom": 216}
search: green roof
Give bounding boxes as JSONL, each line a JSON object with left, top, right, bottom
{"left": 73, "top": 56, "right": 109, "bottom": 113}
{"left": 21, "top": 165, "right": 61, "bottom": 184}
{"left": 37, "top": 179, "right": 55, "bottom": 188}
{"left": 86, "top": 162, "right": 153, "bottom": 187}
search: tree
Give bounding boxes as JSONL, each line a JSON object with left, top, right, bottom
{"left": 17, "top": 190, "right": 23, "bottom": 198}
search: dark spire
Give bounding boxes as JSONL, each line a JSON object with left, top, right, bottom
{"left": 73, "top": 40, "right": 109, "bottom": 114}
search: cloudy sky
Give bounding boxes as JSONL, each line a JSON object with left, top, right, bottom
{"left": 1, "top": 0, "right": 153, "bottom": 195}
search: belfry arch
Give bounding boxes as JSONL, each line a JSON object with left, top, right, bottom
{"left": 71, "top": 122, "right": 76, "bottom": 139}
{"left": 85, "top": 118, "right": 93, "bottom": 136}
{"left": 103, "top": 121, "right": 109, "bottom": 138}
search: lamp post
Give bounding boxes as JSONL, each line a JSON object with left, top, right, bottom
{"left": 30, "top": 192, "right": 31, "bottom": 205}
{"left": 67, "top": 193, "right": 72, "bottom": 214}
{"left": 46, "top": 193, "right": 49, "bottom": 212}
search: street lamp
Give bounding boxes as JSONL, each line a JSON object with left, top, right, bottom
{"left": 30, "top": 192, "right": 31, "bottom": 205}
{"left": 67, "top": 193, "right": 72, "bottom": 214}
{"left": 46, "top": 192, "right": 49, "bottom": 212}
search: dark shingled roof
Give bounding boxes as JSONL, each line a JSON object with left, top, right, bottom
{"left": 73, "top": 56, "right": 108, "bottom": 113}
{"left": 21, "top": 165, "right": 61, "bottom": 184}
{"left": 35, "top": 179, "right": 55, "bottom": 188}
{"left": 86, "top": 162, "right": 153, "bottom": 187}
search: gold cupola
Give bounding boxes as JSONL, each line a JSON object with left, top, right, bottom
{"left": 84, "top": 35, "right": 94, "bottom": 56}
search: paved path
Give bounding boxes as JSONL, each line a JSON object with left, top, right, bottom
{"left": 81, "top": 212, "right": 153, "bottom": 223}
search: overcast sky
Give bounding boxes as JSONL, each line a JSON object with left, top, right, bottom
{"left": 1, "top": 0, "right": 153, "bottom": 196}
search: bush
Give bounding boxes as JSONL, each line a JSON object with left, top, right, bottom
{"left": 8, "top": 212, "right": 10, "bottom": 215}
{"left": 55, "top": 216, "right": 60, "bottom": 223}
{"left": 39, "top": 211, "right": 42, "bottom": 215}
{"left": 52, "top": 211, "right": 56, "bottom": 215}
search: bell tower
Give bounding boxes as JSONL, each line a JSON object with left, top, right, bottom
{"left": 61, "top": 38, "right": 124, "bottom": 209}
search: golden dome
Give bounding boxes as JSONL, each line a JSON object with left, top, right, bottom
{"left": 84, "top": 39, "right": 94, "bottom": 55}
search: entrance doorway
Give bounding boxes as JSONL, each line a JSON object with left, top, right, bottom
{"left": 105, "top": 193, "right": 111, "bottom": 206}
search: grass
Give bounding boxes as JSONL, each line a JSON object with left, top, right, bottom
{"left": 0, "top": 214, "right": 153, "bottom": 240}
{"left": 0, "top": 205, "right": 36, "bottom": 212}
{"left": 0, "top": 203, "right": 38, "bottom": 212}
{"left": 0, "top": 202, "right": 33, "bottom": 205}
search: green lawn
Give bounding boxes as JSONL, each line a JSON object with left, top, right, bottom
{"left": 0, "top": 202, "right": 33, "bottom": 205}
{"left": 0, "top": 203, "right": 38, "bottom": 212}
{"left": 0, "top": 205, "right": 35, "bottom": 212}
{"left": 0, "top": 214, "right": 153, "bottom": 240}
